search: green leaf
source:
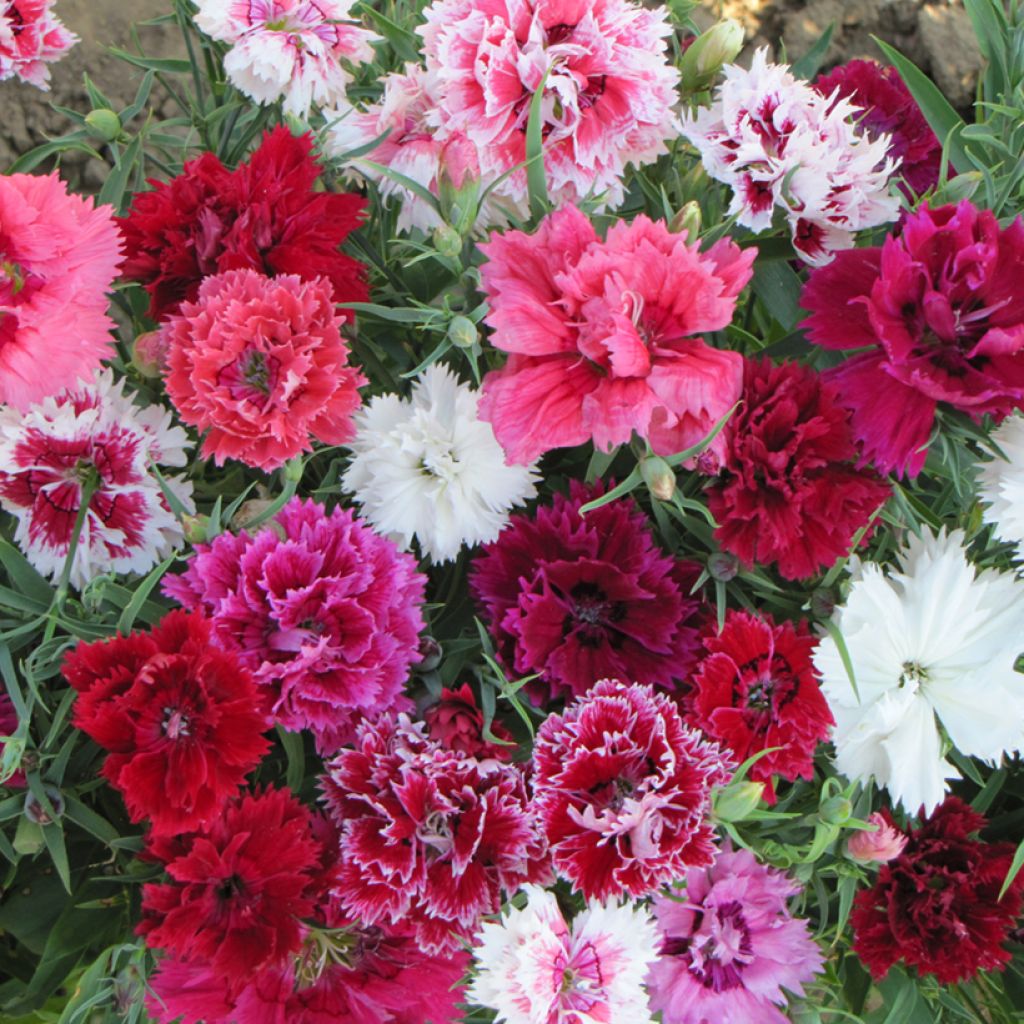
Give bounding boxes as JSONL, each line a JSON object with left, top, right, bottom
{"left": 751, "top": 258, "right": 803, "bottom": 330}
{"left": 577, "top": 466, "right": 643, "bottom": 515}
{"left": 360, "top": 7, "right": 419, "bottom": 62}
{"left": 117, "top": 556, "right": 175, "bottom": 634}
{"left": 962, "top": 0, "right": 1008, "bottom": 87}
{"left": 822, "top": 618, "right": 859, "bottom": 702}
{"left": 352, "top": 159, "right": 441, "bottom": 212}
{"left": 0, "top": 539, "right": 54, "bottom": 605}
{"left": 97, "top": 133, "right": 144, "bottom": 212}
{"left": 107, "top": 48, "right": 193, "bottom": 74}
{"left": 61, "top": 797, "right": 119, "bottom": 847}
{"left": 792, "top": 22, "right": 835, "bottom": 80}
{"left": 524, "top": 69, "right": 551, "bottom": 221}
{"left": 998, "top": 835, "right": 1024, "bottom": 900}
{"left": 40, "top": 824, "right": 71, "bottom": 894}
{"left": 277, "top": 726, "right": 305, "bottom": 794}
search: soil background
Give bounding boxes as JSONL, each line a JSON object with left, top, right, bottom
{"left": 1, "top": 0, "right": 985, "bottom": 181}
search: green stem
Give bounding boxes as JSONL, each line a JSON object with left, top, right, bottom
{"left": 43, "top": 473, "right": 99, "bottom": 643}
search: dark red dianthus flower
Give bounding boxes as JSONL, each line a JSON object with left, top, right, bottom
{"left": 802, "top": 201, "right": 1024, "bottom": 476}
{"left": 423, "top": 683, "right": 515, "bottom": 761}
{"left": 470, "top": 482, "right": 703, "bottom": 703}
{"left": 139, "top": 787, "right": 322, "bottom": 984}
{"left": 707, "top": 357, "right": 890, "bottom": 579}
{"left": 685, "top": 610, "right": 833, "bottom": 802}
{"left": 62, "top": 610, "right": 270, "bottom": 835}
{"left": 815, "top": 59, "right": 942, "bottom": 197}
{"left": 0, "top": 689, "right": 26, "bottom": 788}
{"left": 118, "top": 125, "right": 368, "bottom": 321}
{"left": 532, "top": 679, "right": 732, "bottom": 900}
{"left": 851, "top": 797, "right": 1024, "bottom": 983}
{"left": 321, "top": 714, "right": 547, "bottom": 954}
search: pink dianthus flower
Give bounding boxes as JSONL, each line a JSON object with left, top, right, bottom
{"left": 162, "top": 268, "right": 366, "bottom": 471}
{"left": 0, "top": 0, "right": 76, "bottom": 89}
{"left": 478, "top": 205, "right": 754, "bottom": 465}
{"left": 532, "top": 679, "right": 732, "bottom": 900}
{"left": 163, "top": 497, "right": 426, "bottom": 753}
{"left": 0, "top": 172, "right": 122, "bottom": 409}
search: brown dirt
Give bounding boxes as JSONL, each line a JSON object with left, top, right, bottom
{"left": 0, "top": 0, "right": 985, "bottom": 175}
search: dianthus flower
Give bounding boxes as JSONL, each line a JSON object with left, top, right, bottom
{"left": 846, "top": 811, "right": 907, "bottom": 864}
{"left": 0, "top": 369, "right": 192, "bottom": 589}
{"left": 0, "top": 0, "right": 76, "bottom": 89}
{"left": 0, "top": 689, "right": 25, "bottom": 788}
{"left": 851, "top": 797, "right": 1024, "bottom": 983}
{"left": 685, "top": 610, "right": 833, "bottom": 802}
{"left": 321, "top": 713, "right": 547, "bottom": 954}
{"left": 468, "top": 883, "right": 660, "bottom": 1024}
{"left": 470, "top": 483, "right": 704, "bottom": 703}
{"left": 62, "top": 611, "right": 270, "bottom": 835}
{"left": 325, "top": 63, "right": 488, "bottom": 234}
{"left": 815, "top": 59, "right": 941, "bottom": 197}
{"left": 532, "top": 680, "right": 732, "bottom": 900}
{"left": 0, "top": 171, "right": 122, "bottom": 408}
{"left": 342, "top": 363, "right": 537, "bottom": 562}
{"left": 814, "top": 528, "right": 1024, "bottom": 814}
{"left": 682, "top": 49, "right": 899, "bottom": 265}
{"left": 802, "top": 201, "right": 1024, "bottom": 476}
{"left": 706, "top": 358, "right": 890, "bottom": 579}
{"left": 978, "top": 412, "right": 1024, "bottom": 559}
{"left": 424, "top": 683, "right": 515, "bottom": 761}
{"left": 163, "top": 497, "right": 426, "bottom": 753}
{"left": 194, "top": 0, "right": 377, "bottom": 118}
{"left": 139, "top": 787, "right": 321, "bottom": 983}
{"left": 418, "top": 0, "right": 680, "bottom": 211}
{"left": 647, "top": 846, "right": 824, "bottom": 1024}
{"left": 118, "top": 126, "right": 367, "bottom": 321}
{"left": 478, "top": 204, "right": 754, "bottom": 465}
{"left": 162, "top": 268, "right": 366, "bottom": 471}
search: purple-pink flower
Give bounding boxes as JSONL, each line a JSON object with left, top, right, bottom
{"left": 163, "top": 498, "right": 426, "bottom": 753}
{"left": 647, "top": 846, "right": 824, "bottom": 1024}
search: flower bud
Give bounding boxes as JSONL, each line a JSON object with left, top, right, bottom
{"left": 708, "top": 551, "right": 739, "bottom": 582}
{"left": 818, "top": 795, "right": 853, "bottom": 825}
{"left": 679, "top": 19, "right": 744, "bottom": 93}
{"left": 669, "top": 201, "right": 702, "bottom": 243}
{"left": 447, "top": 315, "right": 478, "bottom": 350}
{"left": 433, "top": 224, "right": 463, "bottom": 261}
{"left": 283, "top": 457, "right": 305, "bottom": 483}
{"left": 181, "top": 514, "right": 211, "bottom": 545}
{"left": 713, "top": 780, "right": 765, "bottom": 823}
{"left": 412, "top": 636, "right": 443, "bottom": 673}
{"left": 131, "top": 330, "right": 168, "bottom": 379}
{"left": 640, "top": 455, "right": 676, "bottom": 501}
{"left": 847, "top": 812, "right": 908, "bottom": 864}
{"left": 85, "top": 108, "right": 122, "bottom": 142}
{"left": 24, "top": 785, "right": 65, "bottom": 826}
{"left": 810, "top": 587, "right": 836, "bottom": 619}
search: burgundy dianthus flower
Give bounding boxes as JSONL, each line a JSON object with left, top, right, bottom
{"left": 321, "top": 714, "right": 547, "bottom": 954}
{"left": 707, "top": 357, "right": 890, "bottom": 579}
{"left": 423, "top": 683, "right": 515, "bottom": 761}
{"left": 851, "top": 796, "right": 1024, "bottom": 984}
{"left": 139, "top": 787, "right": 322, "bottom": 984}
{"left": 62, "top": 611, "right": 270, "bottom": 835}
{"left": 0, "top": 689, "right": 25, "bottom": 789}
{"left": 118, "top": 125, "right": 368, "bottom": 321}
{"left": 163, "top": 497, "right": 426, "bottom": 753}
{"left": 532, "top": 679, "right": 732, "bottom": 900}
{"left": 470, "top": 483, "right": 704, "bottom": 704}
{"left": 802, "top": 201, "right": 1024, "bottom": 476}
{"left": 685, "top": 610, "right": 834, "bottom": 802}
{"left": 815, "top": 59, "right": 942, "bottom": 197}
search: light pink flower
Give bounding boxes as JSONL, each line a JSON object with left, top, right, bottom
{"left": 468, "top": 884, "right": 660, "bottom": 1024}
{"left": 0, "top": 172, "right": 123, "bottom": 409}
{"left": 648, "top": 846, "right": 824, "bottom": 1024}
{"left": 0, "top": 0, "right": 76, "bottom": 89}
{"left": 194, "top": 0, "right": 378, "bottom": 117}
{"left": 682, "top": 48, "right": 900, "bottom": 265}
{"left": 478, "top": 205, "right": 754, "bottom": 465}
{"left": 847, "top": 812, "right": 908, "bottom": 863}
{"left": 419, "top": 0, "right": 679, "bottom": 211}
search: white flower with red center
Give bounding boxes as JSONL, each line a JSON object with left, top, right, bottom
{"left": 0, "top": 369, "right": 193, "bottom": 589}
{"left": 682, "top": 48, "right": 900, "bottom": 265}
{"left": 194, "top": 0, "right": 378, "bottom": 118}
{"left": 468, "top": 883, "right": 660, "bottom": 1024}
{"left": 418, "top": 0, "right": 680, "bottom": 212}
{"left": 0, "top": 0, "right": 77, "bottom": 90}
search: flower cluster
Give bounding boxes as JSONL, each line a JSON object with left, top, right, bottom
{"left": 0, "top": 0, "right": 76, "bottom": 89}
{"left": 683, "top": 48, "right": 900, "bottom": 264}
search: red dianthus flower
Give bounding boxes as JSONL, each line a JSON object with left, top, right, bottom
{"left": 851, "top": 797, "right": 1024, "bottom": 983}
{"left": 118, "top": 125, "right": 368, "bottom": 321}
{"left": 62, "top": 611, "right": 270, "bottom": 835}
{"left": 685, "top": 610, "right": 833, "bottom": 802}
{"left": 532, "top": 679, "right": 731, "bottom": 900}
{"left": 470, "top": 483, "right": 704, "bottom": 703}
{"left": 321, "top": 714, "right": 547, "bottom": 954}
{"left": 707, "top": 357, "right": 890, "bottom": 579}
{"left": 423, "top": 683, "right": 515, "bottom": 761}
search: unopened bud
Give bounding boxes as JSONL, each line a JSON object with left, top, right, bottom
{"left": 447, "top": 315, "right": 478, "bottom": 350}
{"left": 85, "top": 108, "right": 122, "bottom": 142}
{"left": 283, "top": 457, "right": 305, "bottom": 484}
{"left": 810, "top": 587, "right": 836, "bottom": 620}
{"left": 669, "top": 201, "right": 702, "bottom": 243}
{"left": 181, "top": 514, "right": 210, "bottom": 545}
{"left": 131, "top": 330, "right": 168, "bottom": 379}
{"left": 641, "top": 456, "right": 676, "bottom": 501}
{"left": 713, "top": 780, "right": 765, "bottom": 823}
{"left": 679, "top": 19, "right": 744, "bottom": 93}
{"left": 24, "top": 786, "right": 65, "bottom": 826}
{"left": 819, "top": 795, "right": 853, "bottom": 826}
{"left": 708, "top": 551, "right": 740, "bottom": 582}
{"left": 433, "top": 224, "right": 463, "bottom": 261}
{"left": 413, "top": 636, "right": 443, "bottom": 673}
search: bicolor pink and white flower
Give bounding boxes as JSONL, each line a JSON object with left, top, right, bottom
{"left": 682, "top": 49, "right": 900, "bottom": 265}
{"left": 468, "top": 883, "right": 660, "bottom": 1024}
{"left": 418, "top": 0, "right": 680, "bottom": 211}
{"left": 847, "top": 811, "right": 908, "bottom": 864}
{"left": 0, "top": 0, "right": 77, "bottom": 89}
{"left": 194, "top": 0, "right": 378, "bottom": 117}
{"left": 0, "top": 369, "right": 192, "bottom": 589}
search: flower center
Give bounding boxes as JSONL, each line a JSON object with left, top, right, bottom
{"left": 417, "top": 809, "right": 454, "bottom": 857}
{"left": 162, "top": 706, "right": 191, "bottom": 739}
{"left": 678, "top": 901, "right": 754, "bottom": 992}
{"left": 899, "top": 661, "right": 928, "bottom": 693}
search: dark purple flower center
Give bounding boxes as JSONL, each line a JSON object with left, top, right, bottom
{"left": 663, "top": 900, "right": 754, "bottom": 992}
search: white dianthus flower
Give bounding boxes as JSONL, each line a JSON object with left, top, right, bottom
{"left": 978, "top": 413, "right": 1024, "bottom": 560}
{"left": 341, "top": 363, "right": 538, "bottom": 563}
